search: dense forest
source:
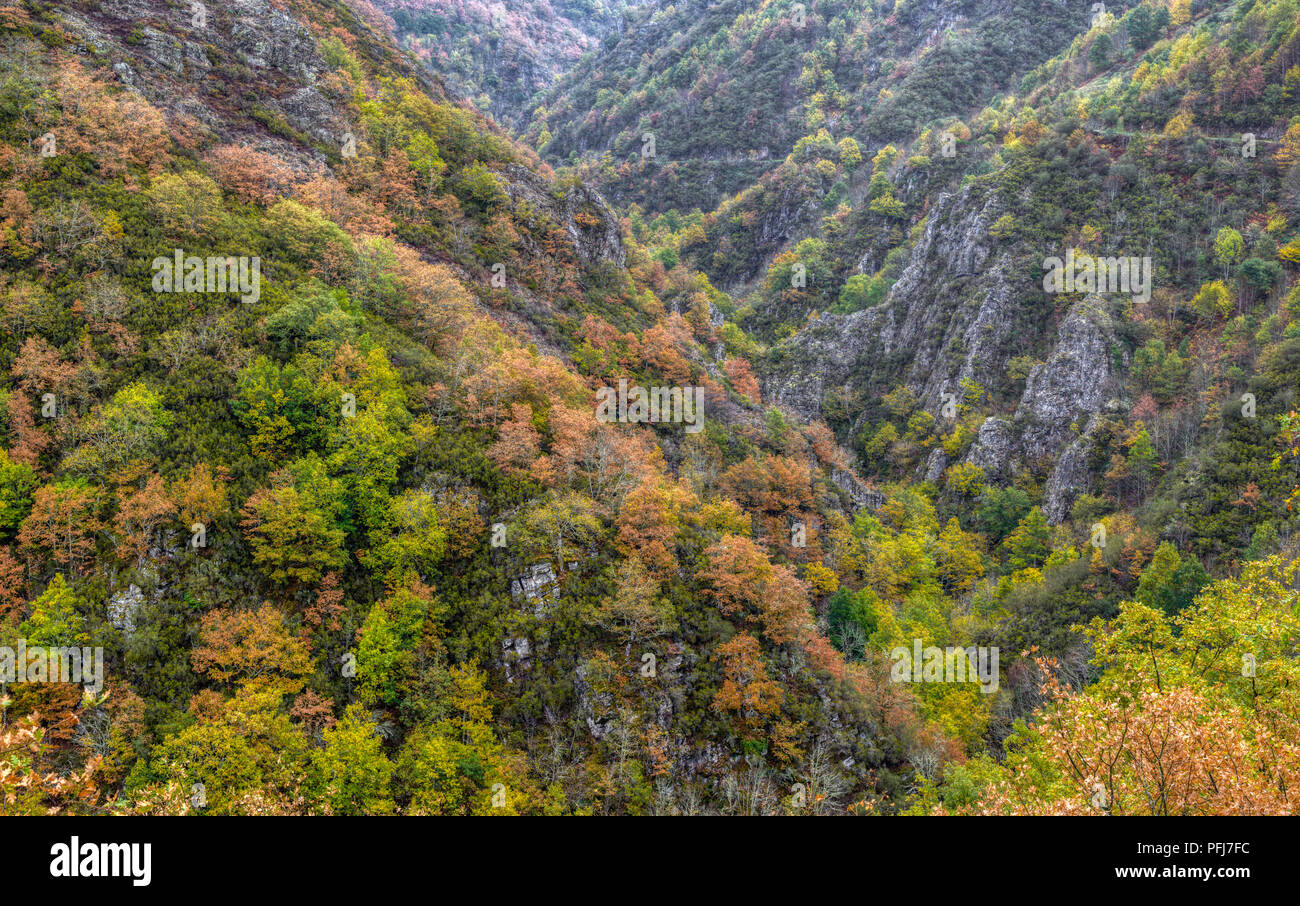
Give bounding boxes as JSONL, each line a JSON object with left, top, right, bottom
{"left": 1, "top": 0, "right": 1298, "bottom": 817}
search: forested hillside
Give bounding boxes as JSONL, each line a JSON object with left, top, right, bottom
{"left": 526, "top": 0, "right": 1097, "bottom": 214}
{"left": 512, "top": 0, "right": 1300, "bottom": 814}
{"left": 374, "top": 0, "right": 642, "bottom": 127}
{"left": 0, "top": 0, "right": 944, "bottom": 816}
{"left": 2, "top": 0, "right": 1299, "bottom": 818}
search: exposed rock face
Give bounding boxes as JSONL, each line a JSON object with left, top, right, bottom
{"left": 1013, "top": 296, "right": 1116, "bottom": 465}
{"left": 139, "top": 27, "right": 183, "bottom": 75}
{"left": 923, "top": 448, "right": 949, "bottom": 483}
{"left": 830, "top": 468, "right": 884, "bottom": 513}
{"left": 508, "top": 561, "right": 558, "bottom": 616}
{"left": 500, "top": 635, "right": 534, "bottom": 684}
{"left": 763, "top": 182, "right": 1124, "bottom": 519}
{"left": 559, "top": 183, "right": 626, "bottom": 269}
{"left": 574, "top": 660, "right": 614, "bottom": 739}
{"left": 500, "top": 165, "right": 625, "bottom": 269}
{"left": 963, "top": 296, "right": 1119, "bottom": 520}
{"left": 276, "top": 86, "right": 341, "bottom": 145}
{"left": 763, "top": 185, "right": 1009, "bottom": 428}
{"left": 967, "top": 418, "right": 1015, "bottom": 475}
{"left": 228, "top": 0, "right": 320, "bottom": 78}
{"left": 56, "top": 0, "right": 351, "bottom": 166}
{"left": 107, "top": 584, "right": 144, "bottom": 634}
{"left": 1042, "top": 416, "right": 1102, "bottom": 523}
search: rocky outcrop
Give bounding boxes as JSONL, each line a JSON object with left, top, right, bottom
{"left": 227, "top": 0, "right": 320, "bottom": 79}
{"left": 500, "top": 635, "right": 534, "bottom": 684}
{"left": 763, "top": 184, "right": 1009, "bottom": 427}
{"left": 831, "top": 468, "right": 885, "bottom": 513}
{"left": 764, "top": 182, "right": 1124, "bottom": 519}
{"left": 574, "top": 660, "right": 614, "bottom": 739}
{"left": 107, "top": 584, "right": 144, "bottom": 634}
{"left": 923, "top": 448, "right": 949, "bottom": 483}
{"left": 967, "top": 418, "right": 1015, "bottom": 475}
{"left": 962, "top": 295, "right": 1119, "bottom": 521}
{"left": 1042, "top": 415, "right": 1102, "bottom": 523}
{"left": 501, "top": 164, "right": 625, "bottom": 268}
{"left": 1014, "top": 296, "right": 1116, "bottom": 465}
{"left": 56, "top": 0, "right": 350, "bottom": 163}
{"left": 508, "top": 561, "right": 559, "bottom": 616}
{"left": 275, "top": 86, "right": 343, "bottom": 145}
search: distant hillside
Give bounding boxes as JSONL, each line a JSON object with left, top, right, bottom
{"left": 525, "top": 0, "right": 1098, "bottom": 214}
{"left": 373, "top": 0, "right": 645, "bottom": 127}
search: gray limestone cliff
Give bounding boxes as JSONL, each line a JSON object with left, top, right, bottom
{"left": 762, "top": 184, "right": 1127, "bottom": 522}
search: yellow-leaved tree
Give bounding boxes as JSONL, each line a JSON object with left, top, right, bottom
{"left": 928, "top": 556, "right": 1300, "bottom": 815}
